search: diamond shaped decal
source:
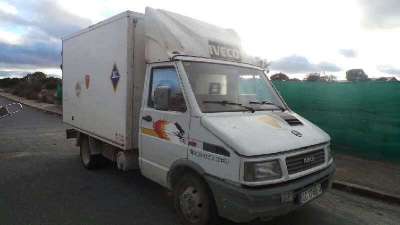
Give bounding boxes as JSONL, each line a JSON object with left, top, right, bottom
{"left": 110, "top": 63, "right": 120, "bottom": 92}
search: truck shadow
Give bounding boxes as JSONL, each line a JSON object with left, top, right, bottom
{"left": 94, "top": 159, "right": 332, "bottom": 225}
{"left": 0, "top": 150, "right": 335, "bottom": 225}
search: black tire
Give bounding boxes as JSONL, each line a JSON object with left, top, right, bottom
{"left": 173, "top": 173, "right": 218, "bottom": 225}
{"left": 80, "top": 135, "right": 107, "bottom": 169}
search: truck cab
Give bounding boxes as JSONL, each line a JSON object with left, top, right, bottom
{"left": 63, "top": 8, "right": 335, "bottom": 225}
{"left": 140, "top": 56, "right": 334, "bottom": 224}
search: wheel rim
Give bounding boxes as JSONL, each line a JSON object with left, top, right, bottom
{"left": 81, "top": 140, "right": 91, "bottom": 166}
{"left": 179, "top": 186, "right": 204, "bottom": 223}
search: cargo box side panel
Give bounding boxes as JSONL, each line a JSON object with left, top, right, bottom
{"left": 63, "top": 16, "right": 130, "bottom": 149}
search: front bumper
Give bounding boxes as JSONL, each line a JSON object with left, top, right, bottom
{"left": 205, "top": 163, "right": 335, "bottom": 223}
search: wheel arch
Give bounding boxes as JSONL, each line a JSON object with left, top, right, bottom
{"left": 76, "top": 132, "right": 85, "bottom": 146}
{"left": 169, "top": 159, "right": 220, "bottom": 224}
{"left": 167, "top": 159, "right": 207, "bottom": 190}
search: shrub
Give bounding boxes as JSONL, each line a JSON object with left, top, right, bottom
{"left": 320, "top": 75, "right": 337, "bottom": 82}
{"left": 270, "top": 73, "right": 289, "bottom": 81}
{"left": 24, "top": 72, "right": 46, "bottom": 82}
{"left": 43, "top": 77, "right": 61, "bottom": 90}
{"left": 1, "top": 71, "right": 61, "bottom": 102}
{"left": 0, "top": 78, "right": 21, "bottom": 88}
{"left": 346, "top": 69, "right": 368, "bottom": 81}
{"left": 26, "top": 90, "right": 39, "bottom": 100}
{"left": 305, "top": 73, "right": 321, "bottom": 81}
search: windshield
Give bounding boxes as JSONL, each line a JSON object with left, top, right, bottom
{"left": 183, "top": 61, "right": 285, "bottom": 113}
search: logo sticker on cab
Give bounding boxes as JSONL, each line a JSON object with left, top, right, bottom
{"left": 291, "top": 130, "right": 303, "bottom": 137}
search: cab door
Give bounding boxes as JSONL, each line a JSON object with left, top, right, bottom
{"left": 139, "top": 62, "right": 190, "bottom": 187}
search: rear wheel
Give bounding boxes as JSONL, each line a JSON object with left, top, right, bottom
{"left": 80, "top": 135, "right": 107, "bottom": 169}
{"left": 173, "top": 173, "right": 218, "bottom": 225}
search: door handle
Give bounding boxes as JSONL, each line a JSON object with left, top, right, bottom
{"left": 142, "top": 115, "right": 152, "bottom": 122}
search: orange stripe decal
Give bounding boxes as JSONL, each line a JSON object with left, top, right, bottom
{"left": 141, "top": 128, "right": 159, "bottom": 138}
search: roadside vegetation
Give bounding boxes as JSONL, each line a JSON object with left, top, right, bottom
{"left": 0, "top": 68, "right": 398, "bottom": 106}
{"left": 0, "top": 72, "right": 61, "bottom": 104}
{"left": 270, "top": 69, "right": 399, "bottom": 82}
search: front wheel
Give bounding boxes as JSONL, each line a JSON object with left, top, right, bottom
{"left": 173, "top": 173, "right": 218, "bottom": 225}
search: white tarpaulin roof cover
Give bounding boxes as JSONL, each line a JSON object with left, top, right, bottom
{"left": 144, "top": 7, "right": 263, "bottom": 66}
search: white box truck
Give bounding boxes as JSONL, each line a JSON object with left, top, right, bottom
{"left": 63, "top": 8, "right": 335, "bottom": 224}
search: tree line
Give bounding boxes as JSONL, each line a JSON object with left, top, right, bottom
{"left": 0, "top": 72, "right": 61, "bottom": 104}
{"left": 270, "top": 69, "right": 398, "bottom": 82}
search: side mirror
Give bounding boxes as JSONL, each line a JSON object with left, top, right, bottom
{"left": 154, "top": 85, "right": 171, "bottom": 111}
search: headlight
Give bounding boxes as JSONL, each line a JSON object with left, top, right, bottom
{"left": 244, "top": 160, "right": 282, "bottom": 182}
{"left": 326, "top": 144, "right": 333, "bottom": 161}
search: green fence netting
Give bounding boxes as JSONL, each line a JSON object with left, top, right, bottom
{"left": 273, "top": 81, "right": 400, "bottom": 163}
{"left": 56, "top": 83, "right": 62, "bottom": 104}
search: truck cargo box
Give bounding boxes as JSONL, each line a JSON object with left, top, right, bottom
{"left": 63, "top": 8, "right": 255, "bottom": 150}
{"left": 62, "top": 11, "right": 144, "bottom": 150}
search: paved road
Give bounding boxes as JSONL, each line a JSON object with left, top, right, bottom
{"left": 1, "top": 96, "right": 400, "bottom": 225}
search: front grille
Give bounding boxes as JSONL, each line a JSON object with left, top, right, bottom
{"left": 286, "top": 149, "right": 325, "bottom": 174}
{"left": 285, "top": 118, "right": 303, "bottom": 126}
{"left": 273, "top": 112, "right": 303, "bottom": 126}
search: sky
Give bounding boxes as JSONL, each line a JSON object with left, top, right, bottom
{"left": 0, "top": 0, "right": 399, "bottom": 80}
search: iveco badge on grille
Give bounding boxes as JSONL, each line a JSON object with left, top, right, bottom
{"left": 303, "top": 156, "right": 315, "bottom": 164}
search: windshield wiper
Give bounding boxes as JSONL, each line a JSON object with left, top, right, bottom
{"left": 249, "top": 101, "right": 285, "bottom": 111}
{"left": 203, "top": 100, "right": 255, "bottom": 113}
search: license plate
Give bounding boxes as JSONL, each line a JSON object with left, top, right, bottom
{"left": 299, "top": 183, "right": 322, "bottom": 204}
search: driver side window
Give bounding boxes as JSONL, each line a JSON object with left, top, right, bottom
{"left": 147, "top": 67, "right": 187, "bottom": 112}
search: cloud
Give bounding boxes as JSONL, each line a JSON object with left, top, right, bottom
{"left": 317, "top": 62, "right": 341, "bottom": 72}
{"left": 270, "top": 55, "right": 341, "bottom": 74}
{"left": 0, "top": 11, "right": 31, "bottom": 28}
{"left": 0, "top": 40, "right": 61, "bottom": 68}
{"left": 359, "top": 0, "right": 400, "bottom": 29}
{"left": 377, "top": 65, "right": 400, "bottom": 76}
{"left": 1, "top": 0, "right": 91, "bottom": 38}
{"left": 270, "top": 55, "right": 314, "bottom": 73}
{"left": 338, "top": 49, "right": 357, "bottom": 58}
{"left": 0, "top": 70, "right": 29, "bottom": 78}
{"left": 0, "top": 0, "right": 92, "bottom": 75}
{"left": 29, "top": 1, "right": 91, "bottom": 38}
